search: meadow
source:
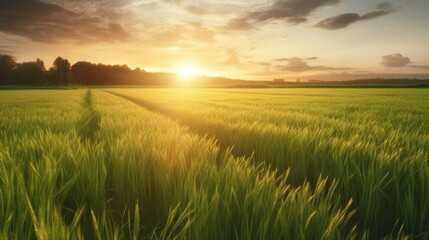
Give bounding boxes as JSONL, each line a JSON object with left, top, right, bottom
{"left": 0, "top": 88, "right": 428, "bottom": 239}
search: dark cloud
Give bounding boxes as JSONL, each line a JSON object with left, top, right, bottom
{"left": 376, "top": 2, "right": 393, "bottom": 10}
{"left": 314, "top": 13, "right": 360, "bottom": 29}
{"left": 0, "top": 0, "right": 132, "bottom": 44}
{"left": 225, "top": 0, "right": 341, "bottom": 30}
{"left": 381, "top": 53, "right": 411, "bottom": 67}
{"left": 42, "top": 0, "right": 133, "bottom": 15}
{"left": 381, "top": 53, "right": 429, "bottom": 69}
{"left": 315, "top": 2, "right": 395, "bottom": 30}
{"left": 275, "top": 57, "right": 351, "bottom": 72}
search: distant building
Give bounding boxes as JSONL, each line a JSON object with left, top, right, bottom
{"left": 273, "top": 78, "right": 285, "bottom": 83}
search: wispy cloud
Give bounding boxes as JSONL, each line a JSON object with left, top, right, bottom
{"left": 410, "top": 65, "right": 429, "bottom": 70}
{"left": 146, "top": 22, "right": 216, "bottom": 47}
{"left": 275, "top": 57, "right": 350, "bottom": 72}
{"left": 314, "top": 3, "right": 396, "bottom": 30}
{"left": 225, "top": 0, "right": 341, "bottom": 30}
{"left": 275, "top": 57, "right": 318, "bottom": 61}
{"left": 0, "top": 48, "right": 13, "bottom": 55}
{"left": 161, "top": 0, "right": 249, "bottom": 16}
{"left": 225, "top": 49, "right": 241, "bottom": 65}
{"left": 186, "top": 5, "right": 210, "bottom": 15}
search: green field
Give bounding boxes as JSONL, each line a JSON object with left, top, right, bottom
{"left": 1, "top": 88, "right": 428, "bottom": 239}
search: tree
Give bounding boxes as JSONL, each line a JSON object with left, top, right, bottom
{"left": 14, "top": 61, "right": 46, "bottom": 85}
{"left": 52, "top": 56, "right": 71, "bottom": 85}
{"left": 35, "top": 58, "right": 46, "bottom": 71}
{"left": 71, "top": 61, "right": 95, "bottom": 85}
{"left": 0, "top": 54, "right": 17, "bottom": 85}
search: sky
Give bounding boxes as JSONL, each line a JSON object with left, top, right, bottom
{"left": 0, "top": 0, "right": 428, "bottom": 81}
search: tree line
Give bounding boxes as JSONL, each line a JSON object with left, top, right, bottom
{"left": 71, "top": 61, "right": 177, "bottom": 85}
{"left": 0, "top": 55, "right": 72, "bottom": 85}
{"left": 0, "top": 54, "right": 180, "bottom": 86}
{"left": 0, "top": 54, "right": 245, "bottom": 86}
{"left": 2, "top": 54, "right": 428, "bottom": 86}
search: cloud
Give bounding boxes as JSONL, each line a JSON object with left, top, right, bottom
{"left": 381, "top": 53, "right": 411, "bottom": 67}
{"left": 160, "top": 0, "right": 243, "bottom": 16}
{"left": 185, "top": 4, "right": 243, "bottom": 16}
{"left": 146, "top": 22, "right": 216, "bottom": 47}
{"left": 225, "top": 49, "right": 240, "bottom": 65}
{"left": 314, "top": 2, "right": 396, "bottom": 30}
{"left": 275, "top": 57, "right": 318, "bottom": 61}
{"left": 301, "top": 72, "right": 429, "bottom": 81}
{"left": 186, "top": 5, "right": 210, "bottom": 15}
{"left": 381, "top": 53, "right": 429, "bottom": 69}
{"left": 410, "top": 65, "right": 429, "bottom": 70}
{"left": 0, "top": 45, "right": 14, "bottom": 54}
{"left": 225, "top": 0, "right": 340, "bottom": 30}
{"left": 275, "top": 57, "right": 351, "bottom": 72}
{"left": 0, "top": 0, "right": 132, "bottom": 44}
{"left": 162, "top": 0, "right": 184, "bottom": 5}
{"left": 0, "top": 49, "right": 12, "bottom": 54}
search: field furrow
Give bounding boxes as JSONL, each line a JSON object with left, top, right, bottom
{"left": 92, "top": 90, "right": 356, "bottom": 239}
{"left": 1, "top": 89, "right": 359, "bottom": 239}
{"left": 106, "top": 88, "right": 429, "bottom": 239}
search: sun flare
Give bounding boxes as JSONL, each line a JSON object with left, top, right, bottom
{"left": 179, "top": 66, "right": 198, "bottom": 80}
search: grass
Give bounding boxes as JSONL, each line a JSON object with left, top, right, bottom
{"left": 0, "top": 88, "right": 428, "bottom": 239}
{"left": 106, "top": 88, "right": 429, "bottom": 239}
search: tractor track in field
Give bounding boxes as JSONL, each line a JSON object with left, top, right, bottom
{"left": 100, "top": 90, "right": 393, "bottom": 238}
{"left": 102, "top": 89, "right": 322, "bottom": 179}
{"left": 77, "top": 89, "right": 101, "bottom": 141}
{"left": 101, "top": 90, "right": 338, "bottom": 187}
{"left": 102, "top": 90, "right": 260, "bottom": 167}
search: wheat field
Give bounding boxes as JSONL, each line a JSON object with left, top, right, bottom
{"left": 1, "top": 88, "right": 428, "bottom": 239}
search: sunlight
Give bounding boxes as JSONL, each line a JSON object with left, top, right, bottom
{"left": 179, "top": 65, "right": 198, "bottom": 81}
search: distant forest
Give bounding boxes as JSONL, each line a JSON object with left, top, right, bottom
{"left": 0, "top": 55, "right": 241, "bottom": 86}
{"left": 1, "top": 54, "right": 428, "bottom": 86}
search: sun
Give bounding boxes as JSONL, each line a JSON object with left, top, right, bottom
{"left": 178, "top": 65, "right": 198, "bottom": 80}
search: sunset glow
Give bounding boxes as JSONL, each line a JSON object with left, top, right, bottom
{"left": 0, "top": 0, "right": 428, "bottom": 81}
{"left": 1, "top": 0, "right": 429, "bottom": 237}
{"left": 179, "top": 66, "right": 198, "bottom": 81}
